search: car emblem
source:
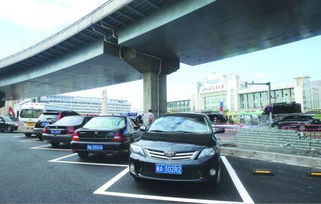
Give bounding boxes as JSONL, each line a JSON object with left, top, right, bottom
{"left": 164, "top": 150, "right": 175, "bottom": 157}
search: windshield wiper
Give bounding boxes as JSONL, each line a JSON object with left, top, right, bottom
{"left": 170, "top": 130, "right": 194, "bottom": 134}
{"left": 149, "top": 130, "right": 167, "bottom": 133}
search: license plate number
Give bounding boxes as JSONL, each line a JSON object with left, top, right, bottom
{"left": 155, "top": 164, "right": 182, "bottom": 174}
{"left": 25, "top": 122, "right": 35, "bottom": 127}
{"left": 51, "top": 130, "right": 61, "bottom": 134}
{"left": 87, "top": 144, "right": 103, "bottom": 150}
{"left": 42, "top": 122, "right": 49, "bottom": 126}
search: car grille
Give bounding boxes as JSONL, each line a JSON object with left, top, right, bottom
{"left": 145, "top": 149, "right": 198, "bottom": 160}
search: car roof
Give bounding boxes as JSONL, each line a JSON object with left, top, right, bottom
{"left": 162, "top": 112, "right": 207, "bottom": 117}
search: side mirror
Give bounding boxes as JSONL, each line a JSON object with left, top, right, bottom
{"left": 139, "top": 126, "right": 147, "bottom": 131}
{"left": 214, "top": 127, "right": 225, "bottom": 134}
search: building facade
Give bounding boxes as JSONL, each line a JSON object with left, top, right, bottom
{"left": 191, "top": 73, "right": 321, "bottom": 113}
{"left": 167, "top": 100, "right": 191, "bottom": 112}
{"left": 39, "top": 95, "right": 131, "bottom": 115}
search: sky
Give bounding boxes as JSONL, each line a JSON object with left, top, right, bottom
{"left": 1, "top": 0, "right": 321, "bottom": 111}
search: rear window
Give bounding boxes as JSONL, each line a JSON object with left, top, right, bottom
{"left": 53, "top": 116, "right": 84, "bottom": 126}
{"left": 20, "top": 109, "right": 43, "bottom": 118}
{"left": 39, "top": 113, "right": 59, "bottom": 121}
{"left": 83, "top": 117, "right": 126, "bottom": 130}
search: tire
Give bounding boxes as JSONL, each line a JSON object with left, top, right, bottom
{"left": 6, "top": 126, "right": 13, "bottom": 133}
{"left": 78, "top": 152, "right": 89, "bottom": 159}
{"left": 37, "top": 134, "right": 43, "bottom": 141}
{"left": 50, "top": 142, "right": 60, "bottom": 148}
{"left": 25, "top": 133, "right": 32, "bottom": 137}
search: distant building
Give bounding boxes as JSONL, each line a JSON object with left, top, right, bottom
{"left": 167, "top": 100, "right": 191, "bottom": 113}
{"left": 190, "top": 73, "right": 321, "bottom": 113}
{"left": 39, "top": 95, "right": 131, "bottom": 115}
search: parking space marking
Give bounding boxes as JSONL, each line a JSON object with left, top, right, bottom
{"left": 19, "top": 139, "right": 39, "bottom": 142}
{"left": 221, "top": 156, "right": 254, "bottom": 204}
{"left": 30, "top": 144, "right": 71, "bottom": 152}
{"left": 49, "top": 153, "right": 128, "bottom": 167}
{"left": 93, "top": 157, "right": 248, "bottom": 204}
{"left": 14, "top": 136, "right": 25, "bottom": 138}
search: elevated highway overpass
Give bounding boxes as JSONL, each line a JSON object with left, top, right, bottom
{"left": 1, "top": 0, "right": 321, "bottom": 115}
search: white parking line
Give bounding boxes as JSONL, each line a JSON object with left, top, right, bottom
{"left": 48, "top": 153, "right": 128, "bottom": 167}
{"left": 19, "top": 139, "right": 39, "bottom": 142}
{"left": 14, "top": 136, "right": 25, "bottom": 138}
{"left": 30, "top": 144, "right": 71, "bottom": 152}
{"left": 93, "top": 156, "right": 252, "bottom": 204}
{"left": 221, "top": 156, "right": 254, "bottom": 204}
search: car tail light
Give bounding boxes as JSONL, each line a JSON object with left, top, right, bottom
{"left": 72, "top": 132, "right": 79, "bottom": 141}
{"left": 112, "top": 132, "right": 125, "bottom": 142}
{"left": 67, "top": 126, "right": 75, "bottom": 134}
{"left": 57, "top": 112, "right": 62, "bottom": 120}
{"left": 42, "top": 128, "right": 47, "bottom": 134}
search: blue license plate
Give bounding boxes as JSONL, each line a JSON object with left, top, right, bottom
{"left": 51, "top": 130, "right": 61, "bottom": 134}
{"left": 87, "top": 144, "right": 103, "bottom": 150}
{"left": 155, "top": 164, "right": 182, "bottom": 174}
{"left": 42, "top": 122, "right": 49, "bottom": 126}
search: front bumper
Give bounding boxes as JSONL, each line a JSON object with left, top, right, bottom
{"left": 43, "top": 133, "right": 73, "bottom": 143}
{"left": 129, "top": 153, "right": 221, "bottom": 182}
{"left": 70, "top": 141, "right": 130, "bottom": 155}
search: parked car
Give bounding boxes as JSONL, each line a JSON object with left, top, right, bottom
{"left": 70, "top": 115, "right": 140, "bottom": 159}
{"left": 271, "top": 114, "right": 320, "bottom": 129}
{"left": 42, "top": 115, "right": 92, "bottom": 147}
{"left": 34, "top": 111, "right": 79, "bottom": 140}
{"left": 0, "top": 115, "right": 18, "bottom": 133}
{"left": 129, "top": 113, "right": 223, "bottom": 184}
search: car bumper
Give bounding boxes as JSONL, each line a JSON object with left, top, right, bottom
{"left": 43, "top": 134, "right": 73, "bottom": 143}
{"left": 70, "top": 141, "right": 129, "bottom": 155}
{"left": 33, "top": 128, "right": 43, "bottom": 134}
{"left": 129, "top": 153, "right": 221, "bottom": 182}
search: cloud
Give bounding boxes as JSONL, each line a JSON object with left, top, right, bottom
{"left": 0, "top": 0, "right": 107, "bottom": 31}
{"left": 253, "top": 72, "right": 266, "bottom": 79}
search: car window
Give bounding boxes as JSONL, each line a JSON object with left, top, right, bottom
{"left": 149, "top": 115, "right": 211, "bottom": 134}
{"left": 53, "top": 116, "right": 84, "bottom": 126}
{"left": 2, "top": 116, "right": 17, "bottom": 122}
{"left": 83, "top": 117, "right": 126, "bottom": 130}
{"left": 20, "top": 109, "right": 43, "bottom": 118}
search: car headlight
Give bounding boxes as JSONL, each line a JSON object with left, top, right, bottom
{"left": 130, "top": 144, "right": 145, "bottom": 157}
{"left": 198, "top": 147, "right": 216, "bottom": 159}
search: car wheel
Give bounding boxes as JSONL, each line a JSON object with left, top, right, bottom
{"left": 37, "top": 134, "right": 43, "bottom": 141}
{"left": 78, "top": 152, "right": 89, "bottom": 159}
{"left": 6, "top": 126, "right": 13, "bottom": 133}
{"left": 25, "top": 133, "right": 32, "bottom": 137}
{"left": 50, "top": 142, "right": 60, "bottom": 148}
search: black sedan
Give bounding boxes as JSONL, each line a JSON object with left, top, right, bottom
{"left": 129, "top": 113, "right": 223, "bottom": 184}
{"left": 42, "top": 115, "right": 92, "bottom": 147}
{"left": 71, "top": 116, "right": 140, "bottom": 159}
{"left": 0, "top": 115, "right": 18, "bottom": 133}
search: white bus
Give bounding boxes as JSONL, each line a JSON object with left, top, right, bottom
{"left": 17, "top": 103, "right": 70, "bottom": 137}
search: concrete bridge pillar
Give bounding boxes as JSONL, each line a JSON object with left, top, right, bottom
{"left": 120, "top": 46, "right": 179, "bottom": 119}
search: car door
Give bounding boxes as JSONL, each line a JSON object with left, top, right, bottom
{"left": 0, "top": 117, "right": 5, "bottom": 131}
{"left": 128, "top": 118, "right": 140, "bottom": 142}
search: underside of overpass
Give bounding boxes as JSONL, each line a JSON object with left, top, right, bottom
{"left": 1, "top": 0, "right": 321, "bottom": 115}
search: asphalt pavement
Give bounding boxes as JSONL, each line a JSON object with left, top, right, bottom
{"left": 0, "top": 132, "right": 320, "bottom": 203}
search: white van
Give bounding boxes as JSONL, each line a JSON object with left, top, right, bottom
{"left": 17, "top": 103, "right": 69, "bottom": 137}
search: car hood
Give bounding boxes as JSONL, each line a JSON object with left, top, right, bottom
{"left": 136, "top": 139, "right": 206, "bottom": 152}
{"left": 141, "top": 132, "right": 216, "bottom": 147}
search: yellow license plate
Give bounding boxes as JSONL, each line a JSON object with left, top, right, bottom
{"left": 25, "top": 122, "right": 35, "bottom": 127}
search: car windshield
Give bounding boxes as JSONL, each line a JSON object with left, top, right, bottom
{"left": 83, "top": 117, "right": 126, "bottom": 130}
{"left": 39, "top": 113, "right": 59, "bottom": 121}
{"left": 148, "top": 115, "right": 211, "bottom": 134}
{"left": 53, "top": 116, "right": 84, "bottom": 126}
{"left": 2, "top": 116, "right": 17, "bottom": 122}
{"left": 20, "top": 109, "right": 43, "bottom": 118}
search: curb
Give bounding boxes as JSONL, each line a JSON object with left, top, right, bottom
{"left": 221, "top": 147, "right": 321, "bottom": 169}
